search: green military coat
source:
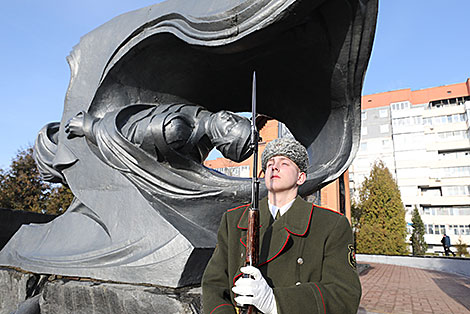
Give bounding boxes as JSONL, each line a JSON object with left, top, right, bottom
{"left": 202, "top": 196, "right": 361, "bottom": 314}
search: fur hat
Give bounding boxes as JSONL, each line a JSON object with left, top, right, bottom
{"left": 261, "top": 138, "right": 309, "bottom": 173}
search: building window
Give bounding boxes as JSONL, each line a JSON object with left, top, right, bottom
{"left": 379, "top": 109, "right": 388, "bottom": 118}
{"left": 392, "top": 116, "right": 423, "bottom": 126}
{"left": 442, "top": 185, "right": 470, "bottom": 196}
{"left": 390, "top": 101, "right": 411, "bottom": 111}
{"left": 360, "top": 142, "right": 367, "bottom": 151}
{"left": 439, "top": 225, "right": 446, "bottom": 235}
{"left": 450, "top": 225, "right": 459, "bottom": 236}
{"left": 216, "top": 165, "right": 250, "bottom": 177}
{"left": 426, "top": 113, "right": 467, "bottom": 126}
{"left": 279, "top": 122, "right": 294, "bottom": 138}
{"left": 436, "top": 130, "right": 469, "bottom": 142}
{"left": 432, "top": 166, "right": 470, "bottom": 178}
{"left": 424, "top": 224, "right": 468, "bottom": 235}
{"left": 459, "top": 225, "right": 467, "bottom": 235}
{"left": 427, "top": 224, "right": 434, "bottom": 234}
{"left": 419, "top": 187, "right": 442, "bottom": 197}
{"left": 361, "top": 126, "right": 368, "bottom": 136}
{"left": 406, "top": 224, "right": 413, "bottom": 235}
{"left": 429, "top": 96, "right": 470, "bottom": 108}
{"left": 362, "top": 112, "right": 367, "bottom": 120}
{"left": 438, "top": 150, "right": 470, "bottom": 160}
{"left": 422, "top": 206, "right": 470, "bottom": 216}
{"left": 380, "top": 124, "right": 389, "bottom": 133}
{"left": 404, "top": 205, "right": 413, "bottom": 214}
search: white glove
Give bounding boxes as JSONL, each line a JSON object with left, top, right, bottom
{"left": 232, "top": 266, "right": 278, "bottom": 314}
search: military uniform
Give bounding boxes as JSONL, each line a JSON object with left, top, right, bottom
{"left": 202, "top": 196, "right": 361, "bottom": 314}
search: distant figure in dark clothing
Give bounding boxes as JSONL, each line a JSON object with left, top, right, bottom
{"left": 441, "top": 234, "right": 456, "bottom": 257}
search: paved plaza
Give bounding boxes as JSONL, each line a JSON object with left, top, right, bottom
{"left": 358, "top": 263, "right": 470, "bottom": 314}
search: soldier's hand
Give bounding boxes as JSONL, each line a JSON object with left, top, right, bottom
{"left": 232, "top": 266, "right": 278, "bottom": 314}
{"left": 65, "top": 112, "right": 86, "bottom": 138}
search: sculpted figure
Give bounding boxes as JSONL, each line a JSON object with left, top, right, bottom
{"left": 65, "top": 104, "right": 252, "bottom": 167}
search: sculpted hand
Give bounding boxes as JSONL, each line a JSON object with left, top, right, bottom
{"left": 232, "top": 266, "right": 278, "bottom": 314}
{"left": 65, "top": 112, "right": 86, "bottom": 138}
{"left": 65, "top": 111, "right": 96, "bottom": 139}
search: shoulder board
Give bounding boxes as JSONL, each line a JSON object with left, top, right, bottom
{"left": 227, "top": 204, "right": 250, "bottom": 213}
{"left": 314, "top": 205, "right": 344, "bottom": 216}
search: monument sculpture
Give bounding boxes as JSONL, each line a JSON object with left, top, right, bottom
{"left": 0, "top": 0, "right": 378, "bottom": 290}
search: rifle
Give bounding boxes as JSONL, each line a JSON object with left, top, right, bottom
{"left": 242, "top": 71, "right": 260, "bottom": 314}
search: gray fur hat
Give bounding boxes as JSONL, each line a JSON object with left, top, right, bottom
{"left": 261, "top": 138, "right": 309, "bottom": 173}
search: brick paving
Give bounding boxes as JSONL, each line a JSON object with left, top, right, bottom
{"left": 358, "top": 263, "right": 470, "bottom": 314}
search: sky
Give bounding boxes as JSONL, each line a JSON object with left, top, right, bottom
{"left": 0, "top": 0, "right": 469, "bottom": 169}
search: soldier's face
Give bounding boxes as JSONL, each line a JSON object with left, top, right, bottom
{"left": 213, "top": 111, "right": 239, "bottom": 137}
{"left": 264, "top": 156, "right": 306, "bottom": 194}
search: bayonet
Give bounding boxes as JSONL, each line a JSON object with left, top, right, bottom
{"left": 242, "top": 71, "right": 260, "bottom": 314}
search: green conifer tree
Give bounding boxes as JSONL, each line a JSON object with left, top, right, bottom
{"left": 0, "top": 146, "right": 73, "bottom": 215}
{"left": 455, "top": 237, "right": 469, "bottom": 257}
{"left": 0, "top": 147, "right": 48, "bottom": 212}
{"left": 46, "top": 185, "right": 74, "bottom": 214}
{"left": 356, "top": 161, "right": 408, "bottom": 255}
{"left": 350, "top": 199, "right": 362, "bottom": 251}
{"left": 411, "top": 206, "right": 427, "bottom": 256}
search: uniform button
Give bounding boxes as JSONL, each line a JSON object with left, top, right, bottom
{"left": 297, "top": 257, "right": 304, "bottom": 265}
{"left": 295, "top": 282, "right": 301, "bottom": 286}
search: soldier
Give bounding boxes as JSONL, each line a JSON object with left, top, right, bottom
{"left": 64, "top": 104, "right": 252, "bottom": 166}
{"left": 202, "top": 137, "right": 361, "bottom": 314}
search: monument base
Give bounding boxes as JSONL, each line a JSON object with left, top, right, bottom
{"left": 0, "top": 267, "right": 202, "bottom": 314}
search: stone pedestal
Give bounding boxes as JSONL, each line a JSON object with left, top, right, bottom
{"left": 0, "top": 267, "right": 38, "bottom": 314}
{"left": 0, "top": 267, "right": 202, "bottom": 314}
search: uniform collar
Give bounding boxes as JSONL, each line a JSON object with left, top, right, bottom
{"left": 282, "top": 196, "right": 314, "bottom": 236}
{"left": 268, "top": 198, "right": 296, "bottom": 218}
{"left": 237, "top": 196, "right": 314, "bottom": 236}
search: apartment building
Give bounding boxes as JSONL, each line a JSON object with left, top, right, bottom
{"left": 350, "top": 79, "right": 470, "bottom": 253}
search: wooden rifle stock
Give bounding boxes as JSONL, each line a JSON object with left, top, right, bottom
{"left": 242, "top": 207, "right": 259, "bottom": 314}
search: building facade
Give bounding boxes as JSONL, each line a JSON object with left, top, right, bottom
{"left": 350, "top": 79, "right": 470, "bottom": 253}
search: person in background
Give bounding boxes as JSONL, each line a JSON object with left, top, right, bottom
{"left": 441, "top": 234, "right": 456, "bottom": 257}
